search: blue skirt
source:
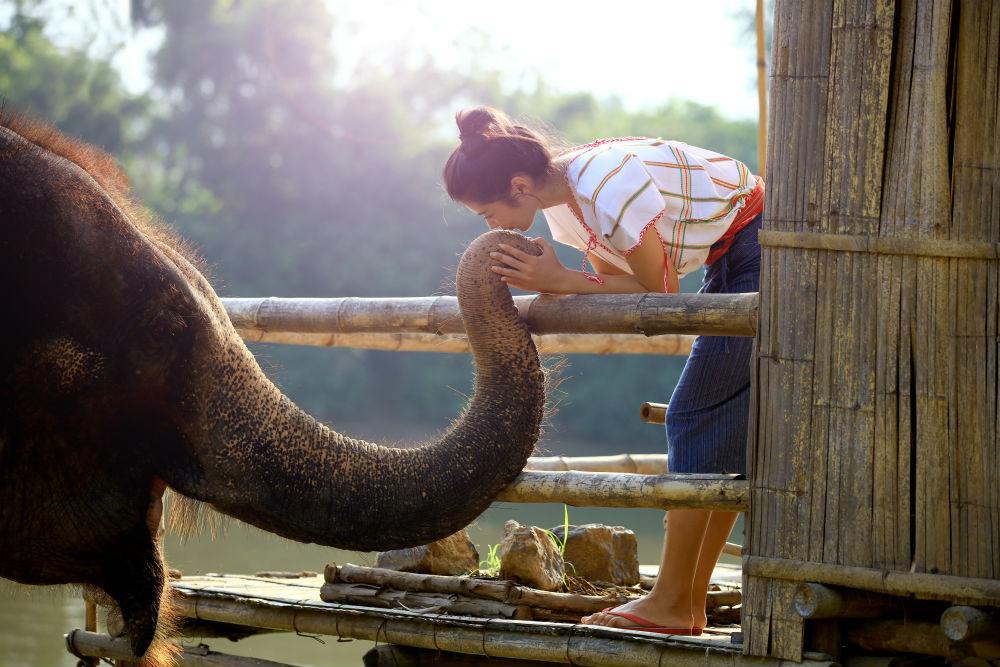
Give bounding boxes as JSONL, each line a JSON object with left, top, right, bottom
{"left": 665, "top": 213, "right": 761, "bottom": 475}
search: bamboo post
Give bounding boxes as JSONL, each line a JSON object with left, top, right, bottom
{"left": 755, "top": 0, "right": 767, "bottom": 175}
{"left": 495, "top": 470, "right": 748, "bottom": 511}
{"left": 85, "top": 599, "right": 97, "bottom": 632}
{"left": 221, "top": 292, "right": 758, "bottom": 338}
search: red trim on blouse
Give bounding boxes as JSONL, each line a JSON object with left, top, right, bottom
{"left": 704, "top": 175, "right": 765, "bottom": 266}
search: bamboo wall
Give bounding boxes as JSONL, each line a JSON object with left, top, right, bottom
{"left": 746, "top": 0, "right": 999, "bottom": 660}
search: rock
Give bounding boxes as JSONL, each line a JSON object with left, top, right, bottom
{"left": 498, "top": 520, "right": 565, "bottom": 591}
{"left": 374, "top": 528, "right": 479, "bottom": 575}
{"left": 548, "top": 523, "right": 639, "bottom": 586}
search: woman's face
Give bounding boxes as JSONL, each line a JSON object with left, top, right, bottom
{"left": 463, "top": 196, "right": 537, "bottom": 233}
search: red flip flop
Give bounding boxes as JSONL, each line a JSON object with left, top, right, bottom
{"left": 598, "top": 608, "right": 703, "bottom": 636}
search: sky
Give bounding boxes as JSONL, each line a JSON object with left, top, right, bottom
{"left": 329, "top": 0, "right": 766, "bottom": 120}
{"left": 9, "top": 0, "right": 767, "bottom": 122}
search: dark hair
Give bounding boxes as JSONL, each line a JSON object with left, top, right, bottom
{"left": 442, "top": 107, "right": 556, "bottom": 204}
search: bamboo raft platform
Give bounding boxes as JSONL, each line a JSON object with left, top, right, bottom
{"left": 68, "top": 565, "right": 843, "bottom": 667}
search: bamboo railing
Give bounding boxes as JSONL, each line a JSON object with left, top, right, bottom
{"left": 222, "top": 293, "right": 758, "bottom": 350}
{"left": 496, "top": 471, "right": 747, "bottom": 512}
{"left": 234, "top": 329, "right": 698, "bottom": 355}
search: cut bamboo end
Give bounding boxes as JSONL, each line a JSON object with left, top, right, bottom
{"left": 639, "top": 402, "right": 668, "bottom": 424}
{"left": 940, "top": 605, "right": 1000, "bottom": 642}
{"left": 793, "top": 583, "right": 900, "bottom": 619}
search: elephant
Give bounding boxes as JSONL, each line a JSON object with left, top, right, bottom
{"left": 0, "top": 110, "right": 545, "bottom": 665}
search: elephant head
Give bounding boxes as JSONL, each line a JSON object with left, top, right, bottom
{"left": 0, "top": 111, "right": 545, "bottom": 664}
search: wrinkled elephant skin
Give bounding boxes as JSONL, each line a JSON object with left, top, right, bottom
{"left": 0, "top": 111, "right": 545, "bottom": 664}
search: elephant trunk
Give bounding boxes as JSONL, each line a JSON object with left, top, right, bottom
{"left": 167, "top": 230, "right": 545, "bottom": 551}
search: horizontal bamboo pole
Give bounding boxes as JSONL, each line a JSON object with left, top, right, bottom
{"left": 792, "top": 583, "right": 901, "bottom": 619}
{"left": 65, "top": 629, "right": 294, "bottom": 667}
{"left": 841, "top": 620, "right": 954, "bottom": 658}
{"left": 497, "top": 471, "right": 748, "bottom": 511}
{"left": 524, "top": 454, "right": 670, "bottom": 474}
{"left": 757, "top": 230, "right": 1000, "bottom": 259}
{"left": 745, "top": 556, "right": 1000, "bottom": 604}
{"left": 639, "top": 402, "right": 668, "bottom": 424}
{"left": 222, "top": 292, "right": 758, "bottom": 338}
{"left": 234, "top": 329, "right": 697, "bottom": 355}
{"left": 171, "top": 591, "right": 835, "bottom": 667}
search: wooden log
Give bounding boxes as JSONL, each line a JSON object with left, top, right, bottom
{"left": 940, "top": 605, "right": 1000, "bottom": 642}
{"left": 639, "top": 402, "right": 668, "bottom": 425}
{"left": 221, "top": 292, "right": 758, "bottom": 338}
{"left": 65, "top": 629, "right": 295, "bottom": 667}
{"left": 745, "top": 556, "right": 1000, "bottom": 604}
{"left": 364, "top": 644, "right": 557, "bottom": 667}
{"left": 496, "top": 470, "right": 748, "bottom": 511}
{"left": 793, "top": 583, "right": 900, "bottom": 619}
{"left": 319, "top": 582, "right": 533, "bottom": 620}
{"left": 524, "top": 453, "right": 669, "bottom": 474}
{"left": 171, "top": 590, "right": 840, "bottom": 667}
{"left": 234, "top": 329, "right": 697, "bottom": 356}
{"left": 329, "top": 563, "right": 627, "bottom": 615}
{"left": 841, "top": 620, "right": 953, "bottom": 658}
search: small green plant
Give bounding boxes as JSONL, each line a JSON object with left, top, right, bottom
{"left": 478, "top": 543, "right": 502, "bottom": 577}
{"left": 541, "top": 504, "right": 573, "bottom": 588}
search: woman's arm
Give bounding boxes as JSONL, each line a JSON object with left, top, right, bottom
{"left": 491, "top": 231, "right": 677, "bottom": 294}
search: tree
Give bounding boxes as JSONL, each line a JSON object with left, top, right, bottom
{"left": 0, "top": 4, "right": 147, "bottom": 154}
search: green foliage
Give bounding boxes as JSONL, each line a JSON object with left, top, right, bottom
{"left": 0, "top": 6, "right": 148, "bottom": 153}
{"left": 3, "top": 0, "right": 761, "bottom": 451}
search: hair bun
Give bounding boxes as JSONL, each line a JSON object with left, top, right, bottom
{"left": 458, "top": 131, "right": 488, "bottom": 157}
{"left": 456, "top": 107, "right": 501, "bottom": 158}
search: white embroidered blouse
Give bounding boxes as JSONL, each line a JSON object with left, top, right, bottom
{"left": 543, "top": 137, "right": 760, "bottom": 285}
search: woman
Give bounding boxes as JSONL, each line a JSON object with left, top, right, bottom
{"left": 443, "top": 106, "right": 762, "bottom": 635}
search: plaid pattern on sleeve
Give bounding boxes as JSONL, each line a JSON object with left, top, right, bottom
{"left": 563, "top": 138, "right": 756, "bottom": 277}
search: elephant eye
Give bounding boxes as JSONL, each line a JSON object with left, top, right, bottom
{"left": 149, "top": 309, "right": 187, "bottom": 339}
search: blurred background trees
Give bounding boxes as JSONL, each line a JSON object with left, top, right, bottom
{"left": 2, "top": 0, "right": 761, "bottom": 450}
